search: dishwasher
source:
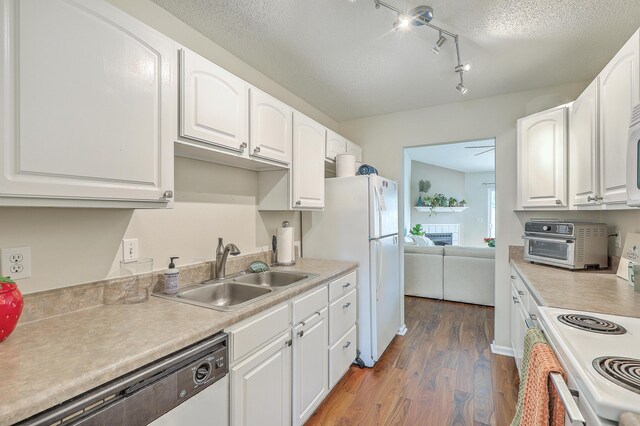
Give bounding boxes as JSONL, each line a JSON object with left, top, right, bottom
{"left": 19, "top": 333, "right": 229, "bottom": 426}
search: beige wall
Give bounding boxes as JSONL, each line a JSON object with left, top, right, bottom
{"left": 339, "top": 81, "right": 590, "bottom": 348}
{"left": 0, "top": 0, "right": 335, "bottom": 294}
{"left": 0, "top": 158, "right": 299, "bottom": 294}
{"left": 410, "top": 161, "right": 465, "bottom": 227}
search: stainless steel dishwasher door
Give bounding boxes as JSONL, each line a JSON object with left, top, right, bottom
{"left": 149, "top": 375, "right": 229, "bottom": 426}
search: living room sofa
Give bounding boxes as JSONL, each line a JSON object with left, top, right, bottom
{"left": 404, "top": 245, "right": 495, "bottom": 306}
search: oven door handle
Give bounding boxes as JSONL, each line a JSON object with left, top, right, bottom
{"left": 522, "top": 235, "right": 575, "bottom": 244}
{"left": 550, "top": 372, "right": 586, "bottom": 424}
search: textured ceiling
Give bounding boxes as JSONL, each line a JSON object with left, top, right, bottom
{"left": 150, "top": 0, "right": 640, "bottom": 121}
{"left": 408, "top": 140, "right": 496, "bottom": 173}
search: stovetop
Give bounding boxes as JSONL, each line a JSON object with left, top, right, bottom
{"left": 538, "top": 307, "right": 640, "bottom": 421}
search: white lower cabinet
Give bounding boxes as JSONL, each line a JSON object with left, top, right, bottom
{"left": 292, "top": 308, "right": 328, "bottom": 426}
{"left": 329, "top": 325, "right": 357, "bottom": 389}
{"left": 231, "top": 333, "right": 292, "bottom": 426}
{"left": 227, "top": 273, "right": 357, "bottom": 426}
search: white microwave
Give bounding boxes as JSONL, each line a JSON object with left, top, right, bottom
{"left": 627, "top": 104, "right": 640, "bottom": 206}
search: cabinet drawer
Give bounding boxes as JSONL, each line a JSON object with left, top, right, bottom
{"left": 329, "top": 325, "right": 357, "bottom": 389}
{"left": 329, "top": 289, "right": 357, "bottom": 344}
{"left": 329, "top": 271, "right": 357, "bottom": 302}
{"left": 293, "top": 285, "right": 328, "bottom": 324}
{"left": 229, "top": 304, "right": 290, "bottom": 363}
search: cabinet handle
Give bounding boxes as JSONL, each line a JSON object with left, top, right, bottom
{"left": 343, "top": 341, "right": 351, "bottom": 349}
{"left": 342, "top": 282, "right": 351, "bottom": 289}
{"left": 162, "top": 190, "right": 173, "bottom": 199}
{"left": 240, "top": 142, "right": 247, "bottom": 150}
{"left": 300, "top": 311, "right": 322, "bottom": 327}
{"left": 587, "top": 195, "right": 603, "bottom": 202}
{"left": 555, "top": 199, "right": 562, "bottom": 205}
{"left": 510, "top": 275, "right": 517, "bottom": 280}
{"left": 343, "top": 302, "right": 351, "bottom": 309}
{"left": 512, "top": 296, "right": 519, "bottom": 304}
{"left": 254, "top": 146, "right": 261, "bottom": 153}
{"left": 297, "top": 330, "right": 304, "bottom": 337}
{"left": 518, "top": 290, "right": 526, "bottom": 296}
{"left": 286, "top": 339, "right": 292, "bottom": 347}
{"left": 530, "top": 314, "right": 537, "bottom": 320}
{"left": 295, "top": 200, "right": 301, "bottom": 206}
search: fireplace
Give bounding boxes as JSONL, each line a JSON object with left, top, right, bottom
{"left": 425, "top": 233, "right": 453, "bottom": 246}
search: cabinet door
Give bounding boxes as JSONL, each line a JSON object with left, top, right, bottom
{"left": 510, "top": 285, "right": 524, "bottom": 373}
{"left": 292, "top": 309, "right": 328, "bottom": 426}
{"left": 346, "top": 141, "right": 363, "bottom": 163}
{"left": 292, "top": 113, "right": 325, "bottom": 209}
{"left": 250, "top": 88, "right": 292, "bottom": 165}
{"left": 180, "top": 48, "right": 248, "bottom": 153}
{"left": 517, "top": 106, "right": 568, "bottom": 208}
{"left": 231, "top": 333, "right": 291, "bottom": 426}
{"left": 570, "top": 80, "right": 600, "bottom": 206}
{"left": 599, "top": 29, "right": 640, "bottom": 204}
{"left": 0, "top": 0, "right": 174, "bottom": 206}
{"left": 325, "top": 130, "right": 347, "bottom": 161}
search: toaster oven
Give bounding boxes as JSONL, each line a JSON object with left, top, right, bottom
{"left": 523, "top": 221, "right": 608, "bottom": 269}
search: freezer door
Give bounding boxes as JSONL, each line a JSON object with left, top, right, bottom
{"left": 369, "top": 235, "right": 401, "bottom": 362}
{"left": 369, "top": 176, "right": 399, "bottom": 238}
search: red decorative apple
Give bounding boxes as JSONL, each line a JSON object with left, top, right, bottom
{"left": 0, "top": 276, "right": 23, "bottom": 343}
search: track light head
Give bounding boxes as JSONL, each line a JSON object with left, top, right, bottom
{"left": 409, "top": 5, "right": 433, "bottom": 24}
{"left": 456, "top": 83, "right": 468, "bottom": 94}
{"left": 392, "top": 13, "right": 410, "bottom": 31}
{"left": 454, "top": 63, "right": 471, "bottom": 73}
{"left": 432, "top": 35, "right": 446, "bottom": 54}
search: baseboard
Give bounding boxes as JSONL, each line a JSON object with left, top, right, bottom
{"left": 397, "top": 324, "right": 408, "bottom": 335}
{"left": 491, "top": 342, "right": 514, "bottom": 357}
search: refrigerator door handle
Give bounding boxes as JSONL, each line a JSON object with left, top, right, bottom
{"left": 376, "top": 239, "right": 383, "bottom": 301}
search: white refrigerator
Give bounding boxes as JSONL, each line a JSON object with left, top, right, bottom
{"left": 303, "top": 175, "right": 403, "bottom": 367}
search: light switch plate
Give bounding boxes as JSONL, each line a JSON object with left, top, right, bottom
{"left": 122, "top": 238, "right": 139, "bottom": 261}
{"left": 1, "top": 246, "right": 31, "bottom": 280}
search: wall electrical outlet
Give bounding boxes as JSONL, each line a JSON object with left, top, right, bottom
{"left": 122, "top": 238, "right": 139, "bottom": 261}
{"left": 1, "top": 246, "right": 31, "bottom": 280}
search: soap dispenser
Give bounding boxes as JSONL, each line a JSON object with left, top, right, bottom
{"left": 164, "top": 257, "right": 180, "bottom": 294}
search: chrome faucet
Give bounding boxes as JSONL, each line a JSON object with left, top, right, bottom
{"left": 215, "top": 238, "right": 241, "bottom": 279}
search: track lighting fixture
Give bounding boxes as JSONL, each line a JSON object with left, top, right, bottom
{"left": 373, "top": 0, "right": 470, "bottom": 94}
{"left": 432, "top": 34, "right": 446, "bottom": 54}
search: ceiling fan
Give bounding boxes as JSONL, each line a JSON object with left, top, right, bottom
{"left": 465, "top": 145, "right": 495, "bottom": 156}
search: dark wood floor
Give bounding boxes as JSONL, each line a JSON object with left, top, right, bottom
{"left": 306, "top": 297, "right": 519, "bottom": 426}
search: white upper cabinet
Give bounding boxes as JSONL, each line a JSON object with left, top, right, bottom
{"left": 599, "top": 29, "right": 640, "bottom": 205}
{"left": 180, "top": 48, "right": 248, "bottom": 153}
{"left": 325, "top": 131, "right": 347, "bottom": 161}
{"left": 346, "top": 141, "right": 363, "bottom": 163}
{"left": 250, "top": 88, "right": 293, "bottom": 166}
{"left": 517, "top": 105, "right": 568, "bottom": 209}
{"left": 0, "top": 0, "right": 175, "bottom": 207}
{"left": 570, "top": 80, "right": 600, "bottom": 206}
{"left": 292, "top": 112, "right": 325, "bottom": 209}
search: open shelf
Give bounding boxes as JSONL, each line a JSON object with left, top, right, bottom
{"left": 414, "top": 206, "right": 468, "bottom": 213}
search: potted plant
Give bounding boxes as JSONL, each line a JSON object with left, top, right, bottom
{"left": 484, "top": 238, "right": 496, "bottom": 248}
{"left": 416, "top": 179, "right": 431, "bottom": 207}
{"left": 448, "top": 197, "right": 458, "bottom": 207}
{"left": 459, "top": 200, "right": 467, "bottom": 207}
{"left": 410, "top": 224, "right": 425, "bottom": 236}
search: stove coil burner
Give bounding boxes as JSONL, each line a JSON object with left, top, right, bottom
{"left": 593, "top": 357, "right": 640, "bottom": 394}
{"left": 557, "top": 314, "right": 627, "bottom": 335}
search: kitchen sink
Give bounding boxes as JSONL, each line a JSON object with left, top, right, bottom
{"left": 233, "top": 271, "right": 309, "bottom": 287}
{"left": 154, "top": 270, "right": 316, "bottom": 311}
{"left": 168, "top": 282, "right": 272, "bottom": 311}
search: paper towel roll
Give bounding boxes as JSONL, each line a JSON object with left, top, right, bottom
{"left": 336, "top": 154, "right": 356, "bottom": 177}
{"left": 276, "top": 225, "right": 295, "bottom": 265}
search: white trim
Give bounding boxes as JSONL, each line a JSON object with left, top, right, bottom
{"left": 397, "top": 324, "right": 408, "bottom": 336}
{"left": 491, "top": 342, "right": 514, "bottom": 357}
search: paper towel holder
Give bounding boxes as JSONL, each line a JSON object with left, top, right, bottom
{"left": 276, "top": 221, "right": 296, "bottom": 266}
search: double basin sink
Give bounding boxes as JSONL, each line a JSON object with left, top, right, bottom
{"left": 155, "top": 271, "right": 314, "bottom": 311}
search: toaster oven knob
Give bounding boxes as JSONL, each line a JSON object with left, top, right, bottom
{"left": 542, "top": 225, "right": 551, "bottom": 231}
